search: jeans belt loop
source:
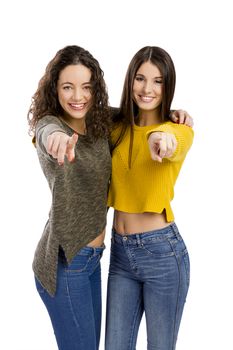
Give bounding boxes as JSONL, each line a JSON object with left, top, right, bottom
{"left": 136, "top": 234, "right": 141, "bottom": 247}
{"left": 171, "top": 222, "right": 181, "bottom": 241}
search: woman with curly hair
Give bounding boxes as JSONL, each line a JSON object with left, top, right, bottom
{"left": 27, "top": 45, "right": 112, "bottom": 350}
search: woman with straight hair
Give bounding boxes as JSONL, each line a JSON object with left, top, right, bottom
{"left": 105, "top": 46, "right": 194, "bottom": 350}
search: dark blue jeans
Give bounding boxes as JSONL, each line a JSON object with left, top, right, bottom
{"left": 105, "top": 223, "right": 190, "bottom": 350}
{"left": 35, "top": 245, "right": 105, "bottom": 350}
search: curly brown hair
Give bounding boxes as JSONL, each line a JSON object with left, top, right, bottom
{"left": 27, "top": 45, "right": 112, "bottom": 139}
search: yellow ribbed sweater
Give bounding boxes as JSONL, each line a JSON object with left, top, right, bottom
{"left": 107, "top": 121, "right": 194, "bottom": 222}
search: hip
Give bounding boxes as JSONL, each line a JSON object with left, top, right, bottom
{"left": 109, "top": 223, "right": 190, "bottom": 284}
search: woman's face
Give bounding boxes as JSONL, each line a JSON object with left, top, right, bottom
{"left": 133, "top": 61, "right": 163, "bottom": 113}
{"left": 57, "top": 64, "right": 92, "bottom": 122}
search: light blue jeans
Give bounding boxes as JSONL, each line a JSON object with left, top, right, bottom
{"left": 35, "top": 245, "right": 105, "bottom": 350}
{"left": 105, "top": 223, "right": 190, "bottom": 350}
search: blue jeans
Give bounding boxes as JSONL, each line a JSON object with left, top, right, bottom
{"left": 105, "top": 223, "right": 190, "bottom": 350}
{"left": 35, "top": 245, "right": 105, "bottom": 350}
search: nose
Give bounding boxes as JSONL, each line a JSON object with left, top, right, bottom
{"left": 143, "top": 80, "right": 152, "bottom": 94}
{"left": 72, "top": 88, "right": 83, "bottom": 101}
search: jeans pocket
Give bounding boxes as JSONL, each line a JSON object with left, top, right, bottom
{"left": 66, "top": 246, "right": 104, "bottom": 273}
{"left": 140, "top": 241, "right": 175, "bottom": 258}
{"left": 66, "top": 253, "right": 91, "bottom": 273}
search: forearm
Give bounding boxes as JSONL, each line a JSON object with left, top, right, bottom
{"left": 37, "top": 124, "right": 65, "bottom": 149}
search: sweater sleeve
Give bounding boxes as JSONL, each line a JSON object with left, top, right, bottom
{"left": 146, "top": 123, "right": 194, "bottom": 162}
{"left": 35, "top": 116, "right": 67, "bottom": 156}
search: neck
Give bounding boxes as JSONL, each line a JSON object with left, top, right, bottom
{"left": 136, "top": 109, "right": 162, "bottom": 126}
{"left": 61, "top": 116, "right": 86, "bottom": 135}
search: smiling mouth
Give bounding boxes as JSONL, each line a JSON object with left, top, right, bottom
{"left": 139, "top": 95, "right": 155, "bottom": 103}
{"left": 69, "top": 103, "right": 86, "bottom": 111}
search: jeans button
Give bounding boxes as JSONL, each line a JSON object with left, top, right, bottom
{"left": 123, "top": 236, "right": 128, "bottom": 241}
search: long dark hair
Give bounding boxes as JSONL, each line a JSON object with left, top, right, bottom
{"left": 27, "top": 45, "right": 111, "bottom": 139}
{"left": 113, "top": 46, "right": 176, "bottom": 167}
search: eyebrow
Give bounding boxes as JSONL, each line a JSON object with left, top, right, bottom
{"left": 60, "top": 81, "right": 91, "bottom": 86}
{"left": 135, "top": 73, "right": 163, "bottom": 79}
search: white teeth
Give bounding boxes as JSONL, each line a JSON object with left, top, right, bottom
{"left": 140, "top": 96, "right": 154, "bottom": 102}
{"left": 70, "top": 103, "right": 84, "bottom": 108}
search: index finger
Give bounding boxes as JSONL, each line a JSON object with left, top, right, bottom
{"left": 66, "top": 133, "right": 78, "bottom": 162}
{"left": 67, "top": 133, "right": 79, "bottom": 150}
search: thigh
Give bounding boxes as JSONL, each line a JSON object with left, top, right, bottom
{"left": 105, "top": 242, "right": 144, "bottom": 350}
{"left": 35, "top": 248, "right": 101, "bottom": 350}
{"left": 141, "top": 232, "right": 190, "bottom": 350}
{"left": 90, "top": 259, "right": 102, "bottom": 348}
{"left": 63, "top": 247, "right": 104, "bottom": 350}
{"left": 143, "top": 254, "right": 179, "bottom": 350}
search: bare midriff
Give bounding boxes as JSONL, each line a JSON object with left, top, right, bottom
{"left": 113, "top": 210, "right": 171, "bottom": 235}
{"left": 87, "top": 229, "right": 106, "bottom": 247}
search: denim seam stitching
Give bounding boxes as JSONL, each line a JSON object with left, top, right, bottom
{"left": 168, "top": 238, "right": 181, "bottom": 350}
{"left": 89, "top": 256, "right": 102, "bottom": 277}
{"left": 64, "top": 270, "right": 86, "bottom": 348}
{"left": 128, "top": 294, "right": 143, "bottom": 350}
{"left": 182, "top": 249, "right": 190, "bottom": 288}
{"left": 65, "top": 255, "right": 92, "bottom": 273}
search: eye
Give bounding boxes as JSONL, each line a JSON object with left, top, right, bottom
{"left": 63, "top": 85, "right": 72, "bottom": 90}
{"left": 83, "top": 85, "right": 91, "bottom": 91}
{"left": 155, "top": 79, "right": 163, "bottom": 85}
{"left": 135, "top": 76, "right": 144, "bottom": 82}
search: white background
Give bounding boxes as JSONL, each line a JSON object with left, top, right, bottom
{"left": 1, "top": 0, "right": 233, "bottom": 349}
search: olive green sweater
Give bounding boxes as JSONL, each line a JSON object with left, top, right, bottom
{"left": 33, "top": 115, "right": 111, "bottom": 296}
